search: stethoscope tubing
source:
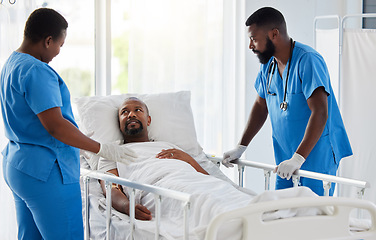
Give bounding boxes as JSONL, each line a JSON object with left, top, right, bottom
{"left": 266, "top": 39, "right": 295, "bottom": 111}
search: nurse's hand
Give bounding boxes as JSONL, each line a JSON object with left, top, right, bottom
{"left": 222, "top": 145, "right": 247, "bottom": 168}
{"left": 274, "top": 153, "right": 305, "bottom": 180}
{"left": 97, "top": 142, "right": 138, "bottom": 165}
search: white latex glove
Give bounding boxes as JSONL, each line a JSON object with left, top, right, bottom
{"left": 222, "top": 145, "right": 247, "bottom": 168}
{"left": 97, "top": 142, "right": 138, "bottom": 165}
{"left": 275, "top": 153, "right": 305, "bottom": 180}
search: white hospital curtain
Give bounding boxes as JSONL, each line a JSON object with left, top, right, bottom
{"left": 315, "top": 29, "right": 340, "bottom": 100}
{"left": 0, "top": 2, "right": 36, "bottom": 238}
{"left": 127, "top": 0, "right": 241, "bottom": 156}
{"left": 339, "top": 29, "right": 376, "bottom": 203}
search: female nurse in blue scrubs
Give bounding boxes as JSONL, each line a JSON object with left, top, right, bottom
{"left": 0, "top": 8, "right": 136, "bottom": 240}
{"left": 222, "top": 7, "right": 352, "bottom": 196}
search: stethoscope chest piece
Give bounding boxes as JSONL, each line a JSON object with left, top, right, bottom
{"left": 280, "top": 101, "right": 288, "bottom": 111}
{"left": 272, "top": 39, "right": 295, "bottom": 113}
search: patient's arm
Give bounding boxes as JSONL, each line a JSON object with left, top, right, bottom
{"left": 100, "top": 168, "right": 152, "bottom": 221}
{"left": 156, "top": 149, "right": 209, "bottom": 175}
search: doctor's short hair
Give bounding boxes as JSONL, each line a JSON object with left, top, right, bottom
{"left": 245, "top": 7, "right": 286, "bottom": 30}
{"left": 24, "top": 8, "right": 68, "bottom": 43}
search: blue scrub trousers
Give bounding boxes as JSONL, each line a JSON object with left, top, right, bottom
{"left": 3, "top": 160, "right": 83, "bottom": 240}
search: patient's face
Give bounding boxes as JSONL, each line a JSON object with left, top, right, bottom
{"left": 118, "top": 99, "right": 151, "bottom": 137}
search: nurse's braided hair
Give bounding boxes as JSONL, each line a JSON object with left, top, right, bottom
{"left": 24, "top": 8, "right": 68, "bottom": 43}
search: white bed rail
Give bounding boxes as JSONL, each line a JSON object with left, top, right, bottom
{"left": 207, "top": 155, "right": 370, "bottom": 198}
{"left": 205, "top": 196, "right": 376, "bottom": 240}
{"left": 80, "top": 168, "right": 191, "bottom": 240}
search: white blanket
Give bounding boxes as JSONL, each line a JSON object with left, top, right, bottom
{"left": 116, "top": 141, "right": 323, "bottom": 240}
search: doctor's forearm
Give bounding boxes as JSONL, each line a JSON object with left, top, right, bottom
{"left": 296, "top": 87, "right": 329, "bottom": 159}
{"left": 240, "top": 96, "right": 268, "bottom": 146}
{"left": 296, "top": 111, "right": 327, "bottom": 159}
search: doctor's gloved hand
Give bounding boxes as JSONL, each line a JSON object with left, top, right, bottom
{"left": 275, "top": 153, "right": 305, "bottom": 180}
{"left": 222, "top": 145, "right": 247, "bottom": 168}
{"left": 97, "top": 142, "right": 138, "bottom": 165}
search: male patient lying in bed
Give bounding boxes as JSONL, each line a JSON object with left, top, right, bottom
{"left": 98, "top": 97, "right": 209, "bottom": 220}
{"left": 96, "top": 97, "right": 322, "bottom": 239}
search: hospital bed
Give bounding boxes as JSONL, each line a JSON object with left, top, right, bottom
{"left": 76, "top": 91, "right": 376, "bottom": 240}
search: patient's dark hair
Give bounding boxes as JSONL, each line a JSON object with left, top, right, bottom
{"left": 245, "top": 7, "right": 286, "bottom": 33}
{"left": 123, "top": 97, "right": 150, "bottom": 115}
{"left": 24, "top": 8, "right": 68, "bottom": 43}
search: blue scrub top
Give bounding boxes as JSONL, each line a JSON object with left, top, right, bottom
{"left": 254, "top": 41, "right": 352, "bottom": 173}
{"left": 0, "top": 51, "right": 79, "bottom": 184}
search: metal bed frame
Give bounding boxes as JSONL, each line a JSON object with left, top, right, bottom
{"left": 207, "top": 155, "right": 370, "bottom": 199}
{"left": 81, "top": 156, "right": 370, "bottom": 240}
{"left": 81, "top": 168, "right": 191, "bottom": 240}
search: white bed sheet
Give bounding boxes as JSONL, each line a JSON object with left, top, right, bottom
{"left": 85, "top": 141, "right": 324, "bottom": 240}
{"left": 81, "top": 141, "right": 372, "bottom": 239}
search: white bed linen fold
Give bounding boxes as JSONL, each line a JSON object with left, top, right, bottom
{"left": 114, "top": 141, "right": 322, "bottom": 239}
{"left": 81, "top": 142, "right": 371, "bottom": 239}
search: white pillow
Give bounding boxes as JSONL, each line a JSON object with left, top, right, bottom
{"left": 74, "top": 91, "right": 202, "bottom": 170}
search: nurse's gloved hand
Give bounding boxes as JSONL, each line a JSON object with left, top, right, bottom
{"left": 222, "top": 145, "right": 247, "bottom": 168}
{"left": 275, "top": 153, "right": 305, "bottom": 180}
{"left": 97, "top": 142, "right": 138, "bottom": 165}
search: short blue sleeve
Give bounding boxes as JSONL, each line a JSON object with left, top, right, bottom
{"left": 25, "top": 66, "right": 63, "bottom": 114}
{"left": 254, "top": 65, "right": 266, "bottom": 99}
{"left": 298, "top": 53, "right": 331, "bottom": 99}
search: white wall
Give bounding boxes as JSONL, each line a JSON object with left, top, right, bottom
{"left": 241, "top": 0, "right": 362, "bottom": 193}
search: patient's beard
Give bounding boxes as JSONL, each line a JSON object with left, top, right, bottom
{"left": 124, "top": 121, "right": 144, "bottom": 136}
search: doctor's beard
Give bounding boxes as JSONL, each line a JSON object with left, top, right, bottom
{"left": 253, "top": 37, "right": 275, "bottom": 64}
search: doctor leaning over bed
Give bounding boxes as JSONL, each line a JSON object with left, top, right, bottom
{"left": 0, "top": 8, "right": 137, "bottom": 240}
{"left": 223, "top": 7, "right": 352, "bottom": 196}
{"left": 97, "top": 97, "right": 209, "bottom": 220}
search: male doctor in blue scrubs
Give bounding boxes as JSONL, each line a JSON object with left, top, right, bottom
{"left": 222, "top": 7, "right": 352, "bottom": 196}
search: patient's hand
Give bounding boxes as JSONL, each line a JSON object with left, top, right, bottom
{"left": 156, "top": 149, "right": 193, "bottom": 163}
{"left": 125, "top": 203, "right": 152, "bottom": 221}
{"left": 135, "top": 204, "right": 152, "bottom": 221}
{"left": 156, "top": 149, "right": 209, "bottom": 175}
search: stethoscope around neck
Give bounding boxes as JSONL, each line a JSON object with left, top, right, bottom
{"left": 266, "top": 39, "right": 295, "bottom": 111}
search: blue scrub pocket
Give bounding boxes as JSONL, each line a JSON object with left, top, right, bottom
{"left": 283, "top": 92, "right": 311, "bottom": 121}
